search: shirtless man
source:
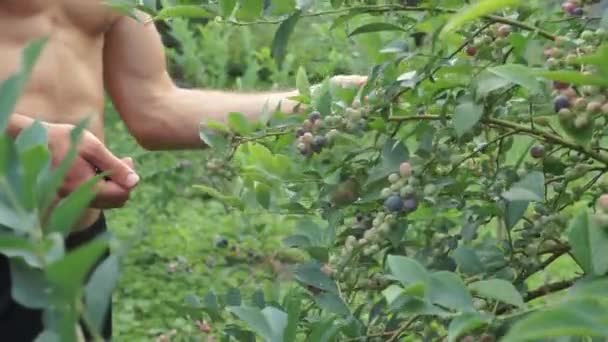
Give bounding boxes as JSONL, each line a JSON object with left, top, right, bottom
{"left": 0, "top": 1, "right": 366, "bottom": 340}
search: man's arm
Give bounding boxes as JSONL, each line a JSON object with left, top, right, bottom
{"left": 103, "top": 15, "right": 302, "bottom": 151}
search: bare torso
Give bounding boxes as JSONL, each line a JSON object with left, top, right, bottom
{"left": 0, "top": 0, "right": 120, "bottom": 228}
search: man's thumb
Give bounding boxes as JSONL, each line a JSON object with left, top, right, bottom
{"left": 83, "top": 144, "right": 140, "bottom": 189}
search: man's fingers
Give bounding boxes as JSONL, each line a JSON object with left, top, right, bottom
{"left": 121, "top": 157, "right": 135, "bottom": 171}
{"left": 91, "top": 181, "right": 131, "bottom": 209}
{"left": 82, "top": 140, "right": 140, "bottom": 189}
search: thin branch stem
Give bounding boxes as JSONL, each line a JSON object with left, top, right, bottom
{"left": 524, "top": 278, "right": 578, "bottom": 302}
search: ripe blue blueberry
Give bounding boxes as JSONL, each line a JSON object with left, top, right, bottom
{"left": 309, "top": 111, "right": 322, "bottom": 122}
{"left": 384, "top": 195, "right": 404, "bottom": 212}
{"left": 553, "top": 95, "right": 570, "bottom": 112}
{"left": 311, "top": 135, "right": 327, "bottom": 152}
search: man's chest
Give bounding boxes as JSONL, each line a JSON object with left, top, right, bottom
{"left": 0, "top": 0, "right": 118, "bottom": 35}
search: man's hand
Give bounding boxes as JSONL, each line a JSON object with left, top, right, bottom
{"left": 329, "top": 75, "right": 368, "bottom": 88}
{"left": 46, "top": 123, "right": 139, "bottom": 209}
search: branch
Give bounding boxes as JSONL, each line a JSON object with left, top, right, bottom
{"left": 388, "top": 114, "right": 608, "bottom": 166}
{"left": 223, "top": 4, "right": 556, "bottom": 40}
{"left": 524, "top": 278, "right": 578, "bottom": 302}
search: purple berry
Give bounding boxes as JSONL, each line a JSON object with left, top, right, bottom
{"left": 309, "top": 111, "right": 322, "bottom": 122}
{"left": 530, "top": 145, "right": 545, "bottom": 159}
{"left": 403, "top": 198, "right": 418, "bottom": 212}
{"left": 570, "top": 7, "right": 583, "bottom": 16}
{"left": 554, "top": 95, "right": 571, "bottom": 112}
{"left": 384, "top": 195, "right": 404, "bottom": 212}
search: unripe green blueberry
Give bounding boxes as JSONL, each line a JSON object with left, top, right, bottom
{"left": 574, "top": 114, "right": 590, "bottom": 129}
{"left": 378, "top": 223, "right": 390, "bottom": 234}
{"left": 423, "top": 184, "right": 437, "bottom": 196}
{"left": 372, "top": 217, "right": 382, "bottom": 227}
{"left": 345, "top": 235, "right": 357, "bottom": 248}
{"left": 558, "top": 108, "right": 574, "bottom": 122}
{"left": 384, "top": 214, "right": 395, "bottom": 224}
{"left": 601, "top": 103, "right": 608, "bottom": 115}
{"left": 596, "top": 28, "right": 606, "bottom": 38}
{"left": 497, "top": 25, "right": 511, "bottom": 37}
{"left": 581, "top": 30, "right": 595, "bottom": 41}
{"left": 346, "top": 108, "right": 362, "bottom": 120}
{"left": 302, "top": 119, "right": 313, "bottom": 131}
{"left": 326, "top": 129, "right": 340, "bottom": 142}
{"left": 546, "top": 57, "right": 560, "bottom": 68}
{"left": 381, "top": 187, "right": 392, "bottom": 198}
{"left": 390, "top": 183, "right": 401, "bottom": 191}
{"left": 363, "top": 229, "right": 375, "bottom": 241}
{"left": 358, "top": 238, "right": 368, "bottom": 246}
{"left": 388, "top": 173, "right": 400, "bottom": 184}
{"left": 313, "top": 119, "right": 325, "bottom": 131}
{"left": 297, "top": 142, "right": 309, "bottom": 154}
{"left": 582, "top": 85, "right": 600, "bottom": 96}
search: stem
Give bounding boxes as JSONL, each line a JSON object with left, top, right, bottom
{"left": 524, "top": 278, "right": 578, "bottom": 302}
{"left": 223, "top": 5, "right": 556, "bottom": 40}
{"left": 387, "top": 315, "right": 418, "bottom": 342}
{"left": 388, "top": 114, "right": 608, "bottom": 166}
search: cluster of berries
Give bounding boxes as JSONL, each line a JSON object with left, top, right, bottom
{"left": 466, "top": 24, "right": 512, "bottom": 57}
{"left": 295, "top": 105, "right": 368, "bottom": 156}
{"left": 206, "top": 158, "right": 234, "bottom": 179}
{"left": 380, "top": 162, "right": 421, "bottom": 213}
{"left": 544, "top": 29, "right": 606, "bottom": 71}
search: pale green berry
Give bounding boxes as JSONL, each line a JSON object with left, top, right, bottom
{"left": 381, "top": 188, "right": 392, "bottom": 198}
{"left": 388, "top": 173, "right": 400, "bottom": 183}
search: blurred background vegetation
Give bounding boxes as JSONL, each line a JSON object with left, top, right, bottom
{"left": 103, "top": 4, "right": 374, "bottom": 340}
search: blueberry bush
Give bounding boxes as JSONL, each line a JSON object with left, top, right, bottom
{"left": 4, "top": 0, "right": 608, "bottom": 341}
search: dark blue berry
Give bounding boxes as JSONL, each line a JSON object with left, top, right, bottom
{"left": 530, "top": 145, "right": 545, "bottom": 159}
{"left": 215, "top": 237, "right": 229, "bottom": 249}
{"left": 384, "top": 195, "right": 404, "bottom": 212}
{"left": 554, "top": 95, "right": 570, "bottom": 112}
{"left": 309, "top": 111, "right": 322, "bottom": 122}
{"left": 311, "top": 135, "right": 327, "bottom": 153}
{"left": 403, "top": 198, "right": 418, "bottom": 212}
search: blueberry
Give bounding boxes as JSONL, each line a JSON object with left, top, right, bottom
{"left": 530, "top": 145, "right": 545, "bottom": 159}
{"left": 465, "top": 46, "right": 477, "bottom": 56}
{"left": 311, "top": 135, "right": 327, "bottom": 153}
{"left": 295, "top": 128, "right": 305, "bottom": 137}
{"left": 553, "top": 95, "right": 570, "bottom": 112}
{"left": 309, "top": 111, "right": 322, "bottom": 122}
{"left": 215, "top": 237, "right": 229, "bottom": 249}
{"left": 570, "top": 7, "right": 583, "bottom": 16}
{"left": 384, "top": 195, "right": 404, "bottom": 212}
{"left": 403, "top": 198, "right": 418, "bottom": 212}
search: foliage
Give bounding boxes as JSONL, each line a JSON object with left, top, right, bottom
{"left": 4, "top": 0, "right": 608, "bottom": 341}
{"left": 134, "top": 0, "right": 608, "bottom": 341}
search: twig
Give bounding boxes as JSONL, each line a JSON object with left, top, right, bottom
{"left": 524, "top": 278, "right": 578, "bottom": 302}
{"left": 387, "top": 315, "right": 418, "bottom": 342}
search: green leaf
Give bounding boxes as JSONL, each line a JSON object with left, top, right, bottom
{"left": 236, "top": 0, "right": 263, "bottom": 21}
{"left": 453, "top": 101, "right": 483, "bottom": 137}
{"left": 296, "top": 67, "right": 311, "bottom": 98}
{"left": 283, "top": 296, "right": 301, "bottom": 342}
{"left": 487, "top": 64, "right": 543, "bottom": 93}
{"left": 227, "top": 112, "right": 253, "bottom": 135}
{"left": 308, "top": 318, "right": 342, "bottom": 342}
{"left": 505, "top": 200, "right": 529, "bottom": 230}
{"left": 387, "top": 255, "right": 430, "bottom": 287}
{"left": 255, "top": 183, "right": 271, "bottom": 209}
{"left": 9, "top": 258, "right": 49, "bottom": 309}
{"left": 502, "top": 171, "right": 544, "bottom": 202}
{"left": 312, "top": 79, "right": 332, "bottom": 116}
{"left": 154, "top": 5, "right": 214, "bottom": 20}
{"left": 448, "top": 312, "right": 490, "bottom": 342}
{"left": 261, "top": 306, "right": 288, "bottom": 342}
{"left": 502, "top": 298, "right": 608, "bottom": 342}
{"left": 0, "top": 234, "right": 40, "bottom": 267}
{"left": 429, "top": 271, "right": 474, "bottom": 311}
{"left": 219, "top": 0, "right": 237, "bottom": 17}
{"left": 34, "top": 331, "right": 61, "bottom": 342}
{"left": 534, "top": 70, "right": 608, "bottom": 87}
{"left": 199, "top": 126, "right": 230, "bottom": 151}
{"left": 271, "top": 11, "right": 301, "bottom": 69}
{"left": 314, "top": 292, "right": 350, "bottom": 316}
{"left": 192, "top": 184, "right": 244, "bottom": 209}
{"left": 440, "top": 0, "right": 522, "bottom": 38}
{"left": 568, "top": 212, "right": 608, "bottom": 275}
{"left": 293, "top": 262, "right": 338, "bottom": 294}
{"left": 47, "top": 175, "right": 101, "bottom": 238}
{"left": 46, "top": 239, "right": 109, "bottom": 300}
{"left": 366, "top": 139, "right": 409, "bottom": 185}
{"left": 15, "top": 120, "right": 47, "bottom": 152}
{"left": 452, "top": 247, "right": 485, "bottom": 275}
{"left": 348, "top": 23, "right": 405, "bottom": 37}
{"left": 84, "top": 254, "right": 120, "bottom": 335}
{"left": 469, "top": 279, "right": 524, "bottom": 308}
{"left": 227, "top": 306, "right": 273, "bottom": 341}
